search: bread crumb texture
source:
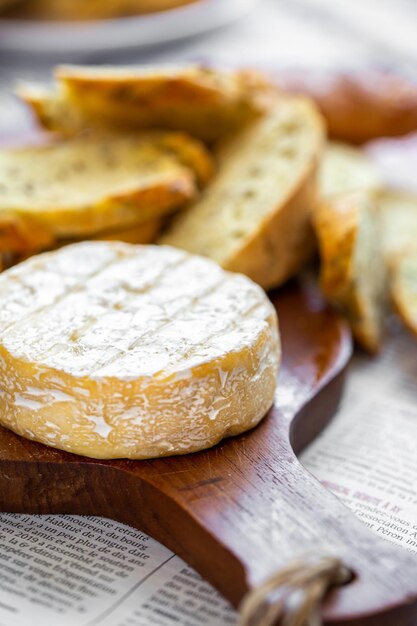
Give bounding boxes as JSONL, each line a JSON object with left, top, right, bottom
{"left": 19, "top": 64, "right": 273, "bottom": 141}
{"left": 160, "top": 96, "right": 325, "bottom": 289}
{"left": 377, "top": 190, "right": 417, "bottom": 267}
{"left": 0, "top": 131, "right": 214, "bottom": 244}
{"left": 314, "top": 190, "right": 386, "bottom": 353}
{"left": 319, "top": 141, "right": 382, "bottom": 198}
{"left": 391, "top": 252, "right": 417, "bottom": 338}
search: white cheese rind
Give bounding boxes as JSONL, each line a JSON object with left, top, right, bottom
{"left": 0, "top": 241, "right": 280, "bottom": 459}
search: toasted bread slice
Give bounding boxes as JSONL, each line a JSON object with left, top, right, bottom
{"left": 0, "top": 211, "right": 54, "bottom": 253}
{"left": 160, "top": 96, "right": 325, "bottom": 290}
{"left": 91, "top": 219, "right": 163, "bottom": 243}
{"left": 73, "top": 218, "right": 163, "bottom": 244}
{"left": 377, "top": 190, "right": 417, "bottom": 267}
{"left": 17, "top": 88, "right": 215, "bottom": 187}
{"left": 376, "top": 190, "right": 417, "bottom": 331}
{"left": 314, "top": 190, "right": 386, "bottom": 353}
{"left": 18, "top": 65, "right": 272, "bottom": 142}
{"left": 319, "top": 142, "right": 382, "bottom": 198}
{"left": 152, "top": 132, "right": 214, "bottom": 187}
{"left": 391, "top": 251, "right": 417, "bottom": 338}
{"left": 17, "top": 83, "right": 84, "bottom": 135}
{"left": 0, "top": 132, "right": 213, "bottom": 241}
{"left": 278, "top": 69, "right": 417, "bottom": 145}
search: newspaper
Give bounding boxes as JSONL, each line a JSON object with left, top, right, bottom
{"left": 0, "top": 515, "right": 235, "bottom": 626}
{"left": 302, "top": 327, "right": 417, "bottom": 555}
{"left": 0, "top": 327, "right": 417, "bottom": 625}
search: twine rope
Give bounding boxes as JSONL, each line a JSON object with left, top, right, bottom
{"left": 238, "top": 555, "right": 351, "bottom": 626}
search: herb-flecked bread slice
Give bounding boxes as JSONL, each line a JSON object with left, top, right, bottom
{"left": 69, "top": 218, "right": 163, "bottom": 245}
{"left": 376, "top": 190, "right": 417, "bottom": 333}
{"left": 314, "top": 190, "right": 387, "bottom": 353}
{"left": 16, "top": 87, "right": 215, "bottom": 188}
{"left": 18, "top": 65, "right": 273, "bottom": 142}
{"left": 160, "top": 96, "right": 325, "bottom": 290}
{"left": 0, "top": 131, "right": 213, "bottom": 241}
{"left": 0, "top": 210, "right": 54, "bottom": 253}
{"left": 319, "top": 141, "right": 382, "bottom": 198}
{"left": 377, "top": 190, "right": 417, "bottom": 267}
{"left": 17, "top": 66, "right": 275, "bottom": 141}
{"left": 18, "top": 83, "right": 84, "bottom": 135}
{"left": 391, "top": 251, "right": 417, "bottom": 339}
{"left": 278, "top": 68, "right": 417, "bottom": 144}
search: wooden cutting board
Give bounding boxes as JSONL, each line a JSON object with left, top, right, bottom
{"left": 1, "top": 280, "right": 417, "bottom": 625}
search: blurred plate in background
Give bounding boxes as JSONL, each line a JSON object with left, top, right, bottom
{"left": 0, "top": 0, "right": 255, "bottom": 54}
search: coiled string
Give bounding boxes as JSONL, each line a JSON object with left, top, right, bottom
{"left": 238, "top": 555, "right": 352, "bottom": 626}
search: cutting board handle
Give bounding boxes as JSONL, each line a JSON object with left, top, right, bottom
{"left": 133, "top": 383, "right": 417, "bottom": 626}
{"left": 238, "top": 553, "right": 351, "bottom": 626}
{"left": 231, "top": 401, "right": 417, "bottom": 626}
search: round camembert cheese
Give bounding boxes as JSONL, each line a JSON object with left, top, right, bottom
{"left": 0, "top": 242, "right": 280, "bottom": 459}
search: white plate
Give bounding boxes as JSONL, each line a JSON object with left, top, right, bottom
{"left": 0, "top": 0, "right": 255, "bottom": 54}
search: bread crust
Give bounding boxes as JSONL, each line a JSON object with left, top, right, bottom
{"left": 0, "top": 211, "right": 54, "bottom": 253}
{"left": 224, "top": 156, "right": 319, "bottom": 289}
{"left": 377, "top": 189, "right": 417, "bottom": 269}
{"left": 0, "top": 132, "right": 214, "bottom": 244}
{"left": 314, "top": 191, "right": 385, "bottom": 353}
{"left": 390, "top": 252, "right": 417, "bottom": 338}
{"left": 319, "top": 141, "right": 382, "bottom": 198}
{"left": 79, "top": 218, "right": 163, "bottom": 244}
{"left": 279, "top": 69, "right": 417, "bottom": 144}
{"left": 17, "top": 84, "right": 81, "bottom": 135}
{"left": 19, "top": 65, "right": 273, "bottom": 142}
{"left": 161, "top": 96, "right": 325, "bottom": 290}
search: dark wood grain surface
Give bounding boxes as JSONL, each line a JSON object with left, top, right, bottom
{"left": 1, "top": 281, "right": 417, "bottom": 625}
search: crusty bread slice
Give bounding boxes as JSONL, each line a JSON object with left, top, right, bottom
{"left": 278, "top": 68, "right": 417, "bottom": 145}
{"left": 18, "top": 65, "right": 272, "bottom": 142}
{"left": 91, "top": 219, "right": 163, "bottom": 244}
{"left": 391, "top": 251, "right": 417, "bottom": 338}
{"left": 0, "top": 216, "right": 162, "bottom": 267}
{"left": 376, "top": 190, "right": 417, "bottom": 335}
{"left": 377, "top": 189, "right": 417, "bottom": 267}
{"left": 319, "top": 142, "right": 382, "bottom": 198}
{"left": 17, "top": 83, "right": 84, "bottom": 135}
{"left": 152, "top": 131, "right": 214, "bottom": 187}
{"left": 159, "top": 96, "right": 325, "bottom": 290}
{"left": 0, "top": 131, "right": 213, "bottom": 241}
{"left": 0, "top": 211, "right": 54, "bottom": 253}
{"left": 314, "top": 190, "right": 387, "bottom": 353}
{"left": 17, "top": 87, "right": 215, "bottom": 187}
{"left": 73, "top": 218, "right": 163, "bottom": 244}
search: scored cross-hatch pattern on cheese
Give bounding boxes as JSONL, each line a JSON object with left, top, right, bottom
{"left": 0, "top": 242, "right": 280, "bottom": 459}
{"left": 1, "top": 245, "right": 268, "bottom": 374}
{"left": 0, "top": 243, "right": 121, "bottom": 331}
